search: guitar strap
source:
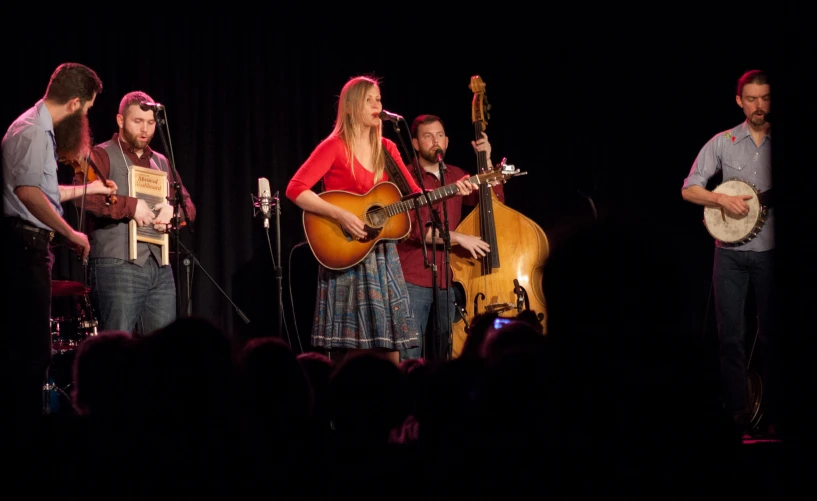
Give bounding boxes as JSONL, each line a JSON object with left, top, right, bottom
{"left": 382, "top": 146, "right": 415, "bottom": 197}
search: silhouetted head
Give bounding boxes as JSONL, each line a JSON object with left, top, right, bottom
{"left": 328, "top": 352, "right": 407, "bottom": 443}
{"left": 71, "top": 330, "right": 135, "bottom": 416}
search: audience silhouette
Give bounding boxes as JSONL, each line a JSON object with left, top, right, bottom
{"left": 3, "top": 221, "right": 810, "bottom": 499}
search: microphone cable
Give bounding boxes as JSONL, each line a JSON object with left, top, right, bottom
{"left": 288, "top": 241, "right": 309, "bottom": 354}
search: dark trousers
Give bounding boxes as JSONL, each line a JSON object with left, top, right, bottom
{"left": 712, "top": 247, "right": 779, "bottom": 422}
{"left": 1, "top": 218, "right": 55, "bottom": 437}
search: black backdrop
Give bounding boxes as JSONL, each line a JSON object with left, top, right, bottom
{"left": 3, "top": 11, "right": 815, "bottom": 430}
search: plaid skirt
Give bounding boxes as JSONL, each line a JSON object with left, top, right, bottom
{"left": 311, "top": 241, "right": 419, "bottom": 351}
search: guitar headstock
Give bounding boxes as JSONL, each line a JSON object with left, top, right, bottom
{"left": 470, "top": 75, "right": 491, "bottom": 133}
{"left": 475, "top": 158, "right": 525, "bottom": 187}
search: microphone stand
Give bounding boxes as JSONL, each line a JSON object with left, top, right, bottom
{"left": 152, "top": 107, "right": 190, "bottom": 319}
{"left": 152, "top": 107, "right": 250, "bottom": 326}
{"left": 384, "top": 117, "right": 444, "bottom": 360}
{"left": 183, "top": 251, "right": 193, "bottom": 316}
{"left": 275, "top": 191, "right": 284, "bottom": 338}
{"left": 271, "top": 192, "right": 284, "bottom": 340}
{"left": 174, "top": 238, "right": 250, "bottom": 324}
{"left": 436, "top": 151, "right": 453, "bottom": 361}
{"left": 252, "top": 190, "right": 289, "bottom": 345}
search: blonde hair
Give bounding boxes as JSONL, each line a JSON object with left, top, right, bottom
{"left": 331, "top": 76, "right": 385, "bottom": 182}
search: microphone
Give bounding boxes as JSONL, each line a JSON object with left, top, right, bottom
{"left": 257, "top": 177, "right": 272, "bottom": 228}
{"left": 139, "top": 102, "right": 165, "bottom": 111}
{"left": 379, "top": 110, "right": 403, "bottom": 123}
{"left": 435, "top": 147, "right": 448, "bottom": 180}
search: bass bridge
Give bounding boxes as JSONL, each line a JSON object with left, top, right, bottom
{"left": 472, "top": 278, "right": 531, "bottom": 316}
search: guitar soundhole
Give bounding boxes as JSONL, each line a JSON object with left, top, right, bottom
{"left": 365, "top": 205, "right": 387, "bottom": 227}
{"left": 360, "top": 206, "right": 385, "bottom": 242}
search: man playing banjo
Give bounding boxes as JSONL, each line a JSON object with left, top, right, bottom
{"left": 681, "top": 69, "right": 779, "bottom": 439}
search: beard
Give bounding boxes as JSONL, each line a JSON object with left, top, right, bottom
{"left": 750, "top": 112, "right": 768, "bottom": 127}
{"left": 121, "top": 127, "right": 152, "bottom": 151}
{"left": 420, "top": 147, "right": 445, "bottom": 164}
{"left": 54, "top": 109, "right": 92, "bottom": 161}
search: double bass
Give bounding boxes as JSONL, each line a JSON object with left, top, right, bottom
{"left": 449, "top": 75, "right": 550, "bottom": 357}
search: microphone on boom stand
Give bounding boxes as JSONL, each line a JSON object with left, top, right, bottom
{"left": 379, "top": 109, "right": 444, "bottom": 361}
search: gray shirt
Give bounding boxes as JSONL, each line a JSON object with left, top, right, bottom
{"left": 683, "top": 120, "right": 774, "bottom": 252}
{"left": 2, "top": 99, "right": 64, "bottom": 230}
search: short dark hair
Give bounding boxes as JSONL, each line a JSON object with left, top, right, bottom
{"left": 737, "top": 70, "right": 768, "bottom": 97}
{"left": 44, "top": 62, "right": 103, "bottom": 105}
{"left": 411, "top": 114, "right": 445, "bottom": 138}
{"left": 118, "top": 90, "right": 156, "bottom": 116}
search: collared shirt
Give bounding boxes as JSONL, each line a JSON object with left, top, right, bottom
{"left": 398, "top": 162, "right": 505, "bottom": 288}
{"left": 683, "top": 120, "right": 774, "bottom": 252}
{"left": 2, "top": 99, "right": 63, "bottom": 229}
{"left": 76, "top": 133, "right": 197, "bottom": 224}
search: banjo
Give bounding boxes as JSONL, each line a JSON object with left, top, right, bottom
{"left": 703, "top": 178, "right": 768, "bottom": 246}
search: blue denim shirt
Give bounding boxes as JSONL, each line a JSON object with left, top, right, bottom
{"left": 683, "top": 120, "right": 774, "bottom": 252}
{"left": 2, "top": 99, "right": 64, "bottom": 229}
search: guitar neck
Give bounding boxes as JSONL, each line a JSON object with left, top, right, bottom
{"left": 391, "top": 173, "right": 483, "bottom": 215}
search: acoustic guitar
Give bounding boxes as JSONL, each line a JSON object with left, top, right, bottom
{"left": 303, "top": 166, "right": 514, "bottom": 271}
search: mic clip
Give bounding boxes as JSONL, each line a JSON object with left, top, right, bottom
{"left": 250, "top": 191, "right": 279, "bottom": 218}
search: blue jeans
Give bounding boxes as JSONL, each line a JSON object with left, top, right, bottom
{"left": 401, "top": 283, "right": 459, "bottom": 361}
{"left": 89, "top": 256, "right": 177, "bottom": 336}
{"left": 713, "top": 247, "right": 779, "bottom": 419}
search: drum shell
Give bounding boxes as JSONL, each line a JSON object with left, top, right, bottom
{"left": 51, "top": 317, "right": 98, "bottom": 353}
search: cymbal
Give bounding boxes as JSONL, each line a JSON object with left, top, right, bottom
{"left": 51, "top": 280, "right": 90, "bottom": 297}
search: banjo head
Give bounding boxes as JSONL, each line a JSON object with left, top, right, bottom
{"left": 703, "top": 179, "right": 764, "bottom": 245}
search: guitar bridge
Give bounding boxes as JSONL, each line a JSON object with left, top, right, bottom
{"left": 342, "top": 225, "right": 381, "bottom": 243}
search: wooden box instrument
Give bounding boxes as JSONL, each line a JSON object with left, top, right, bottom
{"left": 128, "top": 165, "right": 169, "bottom": 266}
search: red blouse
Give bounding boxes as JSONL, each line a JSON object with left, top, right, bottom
{"left": 286, "top": 136, "right": 422, "bottom": 202}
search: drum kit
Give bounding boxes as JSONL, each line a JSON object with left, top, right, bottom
{"left": 43, "top": 279, "right": 99, "bottom": 414}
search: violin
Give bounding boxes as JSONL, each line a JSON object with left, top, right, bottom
{"left": 63, "top": 154, "right": 118, "bottom": 206}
